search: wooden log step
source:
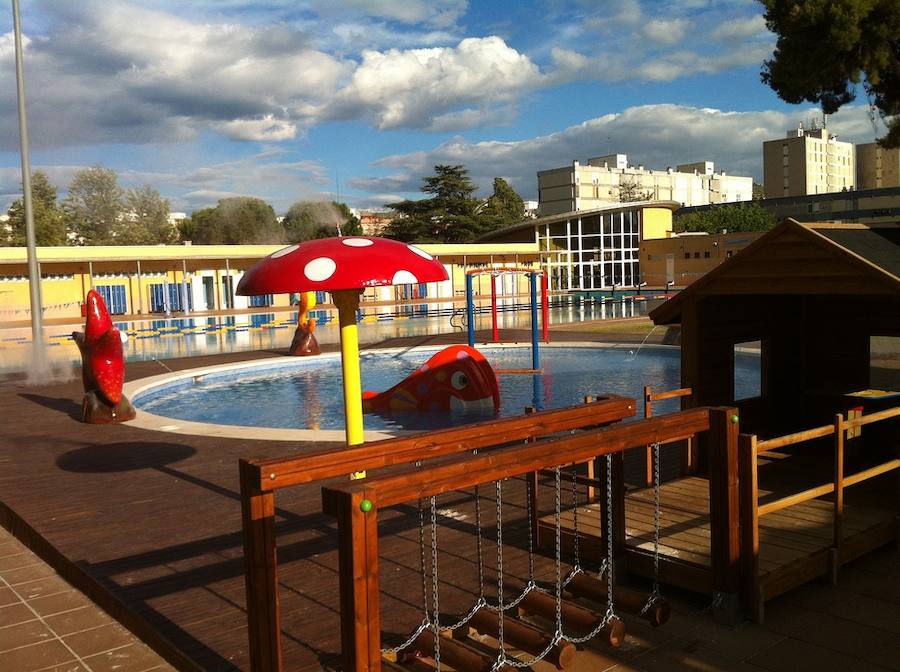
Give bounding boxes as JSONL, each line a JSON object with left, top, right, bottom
{"left": 384, "top": 657, "right": 439, "bottom": 672}
{"left": 406, "top": 628, "right": 513, "bottom": 672}
{"left": 565, "top": 573, "right": 670, "bottom": 627}
{"left": 466, "top": 607, "right": 577, "bottom": 669}
{"left": 517, "top": 590, "right": 625, "bottom": 647}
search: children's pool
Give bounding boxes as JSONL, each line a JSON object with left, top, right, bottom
{"left": 133, "top": 345, "right": 760, "bottom": 433}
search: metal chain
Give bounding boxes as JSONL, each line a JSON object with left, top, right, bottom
{"left": 431, "top": 495, "right": 441, "bottom": 670}
{"left": 475, "top": 483, "right": 485, "bottom": 599}
{"left": 381, "top": 499, "right": 431, "bottom": 656}
{"left": 526, "top": 476, "right": 535, "bottom": 584}
{"left": 571, "top": 465, "right": 581, "bottom": 569}
{"left": 641, "top": 442, "right": 663, "bottom": 615}
{"left": 555, "top": 468, "right": 563, "bottom": 637}
{"left": 604, "top": 453, "right": 615, "bottom": 622}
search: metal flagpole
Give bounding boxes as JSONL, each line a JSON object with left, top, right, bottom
{"left": 12, "top": 0, "right": 47, "bottom": 376}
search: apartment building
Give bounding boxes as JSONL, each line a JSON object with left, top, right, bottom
{"left": 763, "top": 123, "right": 855, "bottom": 197}
{"left": 537, "top": 154, "right": 752, "bottom": 217}
{"left": 857, "top": 142, "right": 900, "bottom": 189}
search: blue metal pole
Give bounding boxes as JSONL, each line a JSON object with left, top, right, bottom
{"left": 465, "top": 273, "right": 475, "bottom": 347}
{"left": 530, "top": 272, "right": 539, "bottom": 369}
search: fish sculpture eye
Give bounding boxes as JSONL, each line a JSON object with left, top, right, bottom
{"left": 451, "top": 371, "right": 469, "bottom": 390}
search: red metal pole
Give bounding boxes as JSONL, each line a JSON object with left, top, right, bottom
{"left": 541, "top": 272, "right": 549, "bottom": 343}
{"left": 491, "top": 274, "right": 499, "bottom": 342}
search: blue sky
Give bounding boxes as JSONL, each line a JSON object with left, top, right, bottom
{"left": 0, "top": 0, "right": 886, "bottom": 215}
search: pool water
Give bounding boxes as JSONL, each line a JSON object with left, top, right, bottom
{"left": 135, "top": 346, "right": 761, "bottom": 432}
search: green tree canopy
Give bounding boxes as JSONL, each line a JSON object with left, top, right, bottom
{"left": 674, "top": 202, "right": 777, "bottom": 234}
{"left": 385, "top": 164, "right": 483, "bottom": 243}
{"left": 480, "top": 177, "right": 525, "bottom": 233}
{"left": 115, "top": 185, "right": 175, "bottom": 245}
{"left": 63, "top": 165, "right": 124, "bottom": 245}
{"left": 760, "top": 0, "right": 900, "bottom": 147}
{"left": 189, "top": 197, "right": 283, "bottom": 244}
{"left": 283, "top": 201, "right": 361, "bottom": 242}
{"left": 3, "top": 171, "right": 67, "bottom": 246}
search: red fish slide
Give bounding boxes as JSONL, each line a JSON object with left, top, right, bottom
{"left": 362, "top": 345, "right": 500, "bottom": 415}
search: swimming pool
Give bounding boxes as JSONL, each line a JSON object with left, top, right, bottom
{"left": 131, "top": 344, "right": 761, "bottom": 437}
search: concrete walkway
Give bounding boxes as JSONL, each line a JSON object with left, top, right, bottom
{"left": 0, "top": 526, "right": 175, "bottom": 672}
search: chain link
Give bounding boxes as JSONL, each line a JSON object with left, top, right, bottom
{"left": 640, "top": 442, "right": 663, "bottom": 615}
{"left": 605, "top": 453, "right": 615, "bottom": 622}
{"left": 495, "top": 480, "right": 505, "bottom": 657}
{"left": 431, "top": 496, "right": 441, "bottom": 670}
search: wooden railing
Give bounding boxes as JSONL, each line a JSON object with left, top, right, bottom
{"left": 322, "top": 406, "right": 738, "bottom": 671}
{"left": 643, "top": 386, "right": 694, "bottom": 485}
{"left": 239, "top": 395, "right": 638, "bottom": 672}
{"left": 738, "top": 405, "right": 900, "bottom": 620}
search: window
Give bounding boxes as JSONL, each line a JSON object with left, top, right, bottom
{"left": 734, "top": 341, "right": 762, "bottom": 401}
{"left": 704, "top": 251, "right": 711, "bottom": 258}
{"left": 694, "top": 252, "right": 700, "bottom": 259}
{"left": 684, "top": 252, "right": 690, "bottom": 259}
{"left": 726, "top": 250, "right": 734, "bottom": 258}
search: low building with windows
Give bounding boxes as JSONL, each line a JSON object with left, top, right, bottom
{"left": 479, "top": 201, "right": 679, "bottom": 291}
{"left": 0, "top": 242, "right": 542, "bottom": 323}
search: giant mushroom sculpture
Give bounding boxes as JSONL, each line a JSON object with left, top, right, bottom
{"left": 236, "top": 237, "right": 448, "bottom": 447}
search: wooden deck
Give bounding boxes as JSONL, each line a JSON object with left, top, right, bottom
{"left": 539, "top": 476, "right": 898, "bottom": 603}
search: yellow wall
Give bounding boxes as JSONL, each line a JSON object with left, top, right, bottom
{"left": 641, "top": 207, "right": 674, "bottom": 240}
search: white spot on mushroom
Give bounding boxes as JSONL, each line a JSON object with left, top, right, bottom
{"left": 342, "top": 238, "right": 373, "bottom": 247}
{"left": 271, "top": 244, "right": 299, "bottom": 259}
{"left": 304, "top": 257, "right": 337, "bottom": 282}
{"left": 392, "top": 270, "right": 418, "bottom": 285}
{"left": 407, "top": 245, "right": 433, "bottom": 260}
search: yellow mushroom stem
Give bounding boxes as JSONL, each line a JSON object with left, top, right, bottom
{"left": 331, "top": 290, "right": 366, "bottom": 473}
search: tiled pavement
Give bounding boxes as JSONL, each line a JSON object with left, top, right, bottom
{"left": 0, "top": 527, "right": 175, "bottom": 672}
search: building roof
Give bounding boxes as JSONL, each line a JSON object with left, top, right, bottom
{"left": 477, "top": 200, "right": 681, "bottom": 242}
{"left": 650, "top": 219, "right": 900, "bottom": 325}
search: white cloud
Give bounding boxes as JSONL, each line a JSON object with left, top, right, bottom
{"left": 215, "top": 116, "right": 299, "bottom": 142}
{"left": 357, "top": 104, "right": 879, "bottom": 202}
{"left": 642, "top": 19, "right": 689, "bottom": 46}
{"left": 710, "top": 15, "right": 768, "bottom": 41}
{"left": 318, "top": 37, "right": 546, "bottom": 130}
{"left": 325, "top": 0, "right": 468, "bottom": 29}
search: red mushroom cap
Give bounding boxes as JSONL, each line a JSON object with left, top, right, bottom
{"left": 236, "top": 237, "right": 448, "bottom": 295}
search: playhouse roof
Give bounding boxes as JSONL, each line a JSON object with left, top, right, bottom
{"left": 650, "top": 219, "right": 900, "bottom": 325}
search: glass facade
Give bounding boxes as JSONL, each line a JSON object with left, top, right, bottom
{"left": 539, "top": 209, "right": 642, "bottom": 291}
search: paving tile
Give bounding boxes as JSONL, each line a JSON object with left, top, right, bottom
{"left": 0, "top": 551, "right": 41, "bottom": 572}
{"left": 866, "top": 634, "right": 900, "bottom": 672}
{"left": 821, "top": 592, "right": 900, "bottom": 635}
{"left": 82, "top": 643, "right": 168, "bottom": 672}
{"left": 0, "top": 638, "right": 76, "bottom": 672}
{"left": 0, "top": 539, "right": 26, "bottom": 559}
{"left": 62, "top": 622, "right": 136, "bottom": 658}
{"left": 0, "top": 586, "right": 22, "bottom": 608}
{"left": 0, "top": 561, "right": 57, "bottom": 586}
{"left": 33, "top": 663, "right": 87, "bottom": 672}
{"left": 630, "top": 638, "right": 768, "bottom": 672}
{"left": 760, "top": 600, "right": 893, "bottom": 657}
{"left": 43, "top": 605, "right": 113, "bottom": 636}
{"left": 0, "top": 618, "right": 55, "bottom": 652}
{"left": 26, "top": 590, "right": 84, "bottom": 618}
{"left": 747, "top": 637, "right": 888, "bottom": 672}
{"left": 676, "top": 619, "right": 785, "bottom": 662}
{"left": 0, "top": 601, "right": 37, "bottom": 626}
{"left": 16, "top": 575, "right": 78, "bottom": 602}
{"left": 838, "top": 566, "right": 900, "bottom": 605}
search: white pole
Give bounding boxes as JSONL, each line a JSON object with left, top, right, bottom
{"left": 12, "top": 0, "right": 47, "bottom": 376}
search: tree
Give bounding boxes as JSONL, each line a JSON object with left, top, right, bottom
{"left": 189, "top": 197, "right": 283, "bottom": 244}
{"left": 115, "top": 185, "right": 175, "bottom": 245}
{"left": 283, "top": 201, "right": 361, "bottom": 242}
{"left": 3, "top": 171, "right": 67, "bottom": 246}
{"left": 760, "top": 0, "right": 900, "bottom": 147}
{"left": 618, "top": 178, "right": 653, "bottom": 202}
{"left": 674, "top": 202, "right": 777, "bottom": 234}
{"left": 385, "top": 165, "right": 482, "bottom": 243}
{"left": 480, "top": 177, "right": 525, "bottom": 233}
{"left": 63, "top": 166, "right": 124, "bottom": 245}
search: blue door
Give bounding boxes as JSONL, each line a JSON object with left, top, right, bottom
{"left": 150, "top": 282, "right": 193, "bottom": 312}
{"left": 249, "top": 293, "right": 273, "bottom": 307}
{"left": 94, "top": 285, "right": 127, "bottom": 315}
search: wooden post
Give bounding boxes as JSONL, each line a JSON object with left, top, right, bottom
{"left": 599, "top": 446, "right": 627, "bottom": 572}
{"left": 239, "top": 460, "right": 283, "bottom": 672}
{"left": 708, "top": 407, "right": 741, "bottom": 621}
{"left": 831, "top": 413, "right": 844, "bottom": 585}
{"left": 325, "top": 487, "right": 382, "bottom": 672}
{"left": 738, "top": 434, "right": 762, "bottom": 622}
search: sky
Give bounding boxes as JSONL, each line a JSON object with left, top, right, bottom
{"left": 0, "top": 0, "right": 888, "bottom": 216}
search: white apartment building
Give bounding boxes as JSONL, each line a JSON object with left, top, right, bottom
{"left": 763, "top": 123, "right": 855, "bottom": 197}
{"left": 536, "top": 154, "right": 753, "bottom": 217}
